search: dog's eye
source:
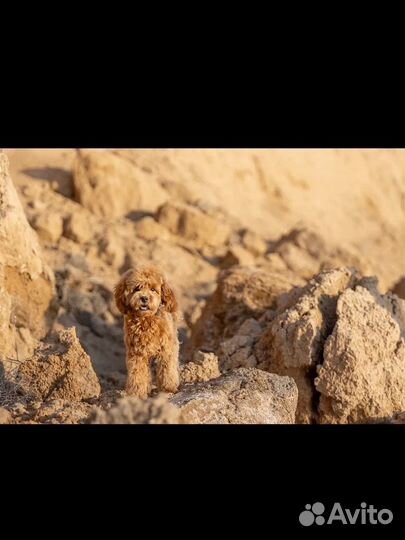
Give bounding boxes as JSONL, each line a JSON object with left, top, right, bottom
{"left": 132, "top": 285, "right": 141, "bottom": 293}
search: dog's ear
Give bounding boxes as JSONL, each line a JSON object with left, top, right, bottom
{"left": 114, "top": 271, "right": 131, "bottom": 315}
{"left": 161, "top": 280, "right": 178, "bottom": 314}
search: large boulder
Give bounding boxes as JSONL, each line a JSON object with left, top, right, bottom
{"left": 255, "top": 268, "right": 358, "bottom": 423}
{"left": 315, "top": 280, "right": 405, "bottom": 423}
{"left": 172, "top": 368, "right": 298, "bottom": 424}
{"left": 0, "top": 152, "right": 57, "bottom": 362}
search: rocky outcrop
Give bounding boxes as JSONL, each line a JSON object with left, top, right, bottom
{"left": 172, "top": 368, "right": 298, "bottom": 424}
{"left": 0, "top": 152, "right": 57, "bottom": 362}
{"left": 190, "top": 265, "right": 405, "bottom": 424}
{"left": 14, "top": 327, "right": 100, "bottom": 402}
{"left": 315, "top": 280, "right": 405, "bottom": 423}
{"left": 189, "top": 265, "right": 303, "bottom": 357}
{"left": 255, "top": 268, "right": 358, "bottom": 423}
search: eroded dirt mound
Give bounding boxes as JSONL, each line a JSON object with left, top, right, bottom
{"left": 0, "top": 153, "right": 57, "bottom": 362}
{"left": 14, "top": 327, "right": 100, "bottom": 402}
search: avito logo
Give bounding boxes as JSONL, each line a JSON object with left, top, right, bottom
{"left": 299, "top": 502, "right": 393, "bottom": 526}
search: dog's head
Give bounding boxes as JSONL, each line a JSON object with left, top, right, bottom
{"left": 114, "top": 265, "right": 178, "bottom": 317}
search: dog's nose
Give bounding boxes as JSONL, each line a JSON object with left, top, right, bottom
{"left": 140, "top": 296, "right": 148, "bottom": 304}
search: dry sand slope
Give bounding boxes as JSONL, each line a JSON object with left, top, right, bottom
{"left": 0, "top": 148, "right": 404, "bottom": 424}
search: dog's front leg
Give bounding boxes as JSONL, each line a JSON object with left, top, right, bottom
{"left": 126, "top": 354, "right": 151, "bottom": 399}
{"left": 156, "top": 340, "right": 180, "bottom": 394}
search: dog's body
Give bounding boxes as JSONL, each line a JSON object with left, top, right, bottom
{"left": 114, "top": 265, "right": 180, "bottom": 398}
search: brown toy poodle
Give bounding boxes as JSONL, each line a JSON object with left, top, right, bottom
{"left": 114, "top": 265, "right": 180, "bottom": 398}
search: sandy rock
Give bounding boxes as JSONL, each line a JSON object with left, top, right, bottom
{"left": 260, "top": 268, "right": 357, "bottom": 370}
{"left": 97, "top": 229, "right": 126, "bottom": 269}
{"left": 184, "top": 299, "right": 206, "bottom": 329}
{"left": 0, "top": 407, "right": 12, "bottom": 424}
{"left": 89, "top": 368, "right": 298, "bottom": 425}
{"left": 73, "top": 150, "right": 168, "bottom": 218}
{"left": 180, "top": 351, "right": 221, "bottom": 384}
{"left": 26, "top": 399, "right": 94, "bottom": 424}
{"left": 64, "top": 212, "right": 93, "bottom": 244}
{"left": 133, "top": 216, "right": 170, "bottom": 241}
{"left": 264, "top": 252, "right": 290, "bottom": 273}
{"left": 10, "top": 402, "right": 27, "bottom": 415}
{"left": 255, "top": 268, "right": 358, "bottom": 423}
{"left": 241, "top": 229, "right": 268, "bottom": 256}
{"left": 219, "top": 335, "right": 257, "bottom": 370}
{"left": 157, "top": 201, "right": 231, "bottom": 250}
{"left": 218, "top": 318, "right": 263, "bottom": 371}
{"left": 237, "top": 318, "right": 263, "bottom": 336}
{"left": 172, "top": 368, "right": 298, "bottom": 424}
{"left": 88, "top": 395, "right": 182, "bottom": 424}
{"left": 190, "top": 266, "right": 302, "bottom": 355}
{"left": 0, "top": 152, "right": 57, "bottom": 362}
{"left": 15, "top": 327, "right": 101, "bottom": 402}
{"left": 220, "top": 245, "right": 256, "bottom": 269}
{"left": 31, "top": 212, "right": 64, "bottom": 243}
{"left": 315, "top": 283, "right": 405, "bottom": 423}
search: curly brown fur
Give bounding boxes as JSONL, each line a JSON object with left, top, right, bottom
{"left": 114, "top": 265, "right": 180, "bottom": 398}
